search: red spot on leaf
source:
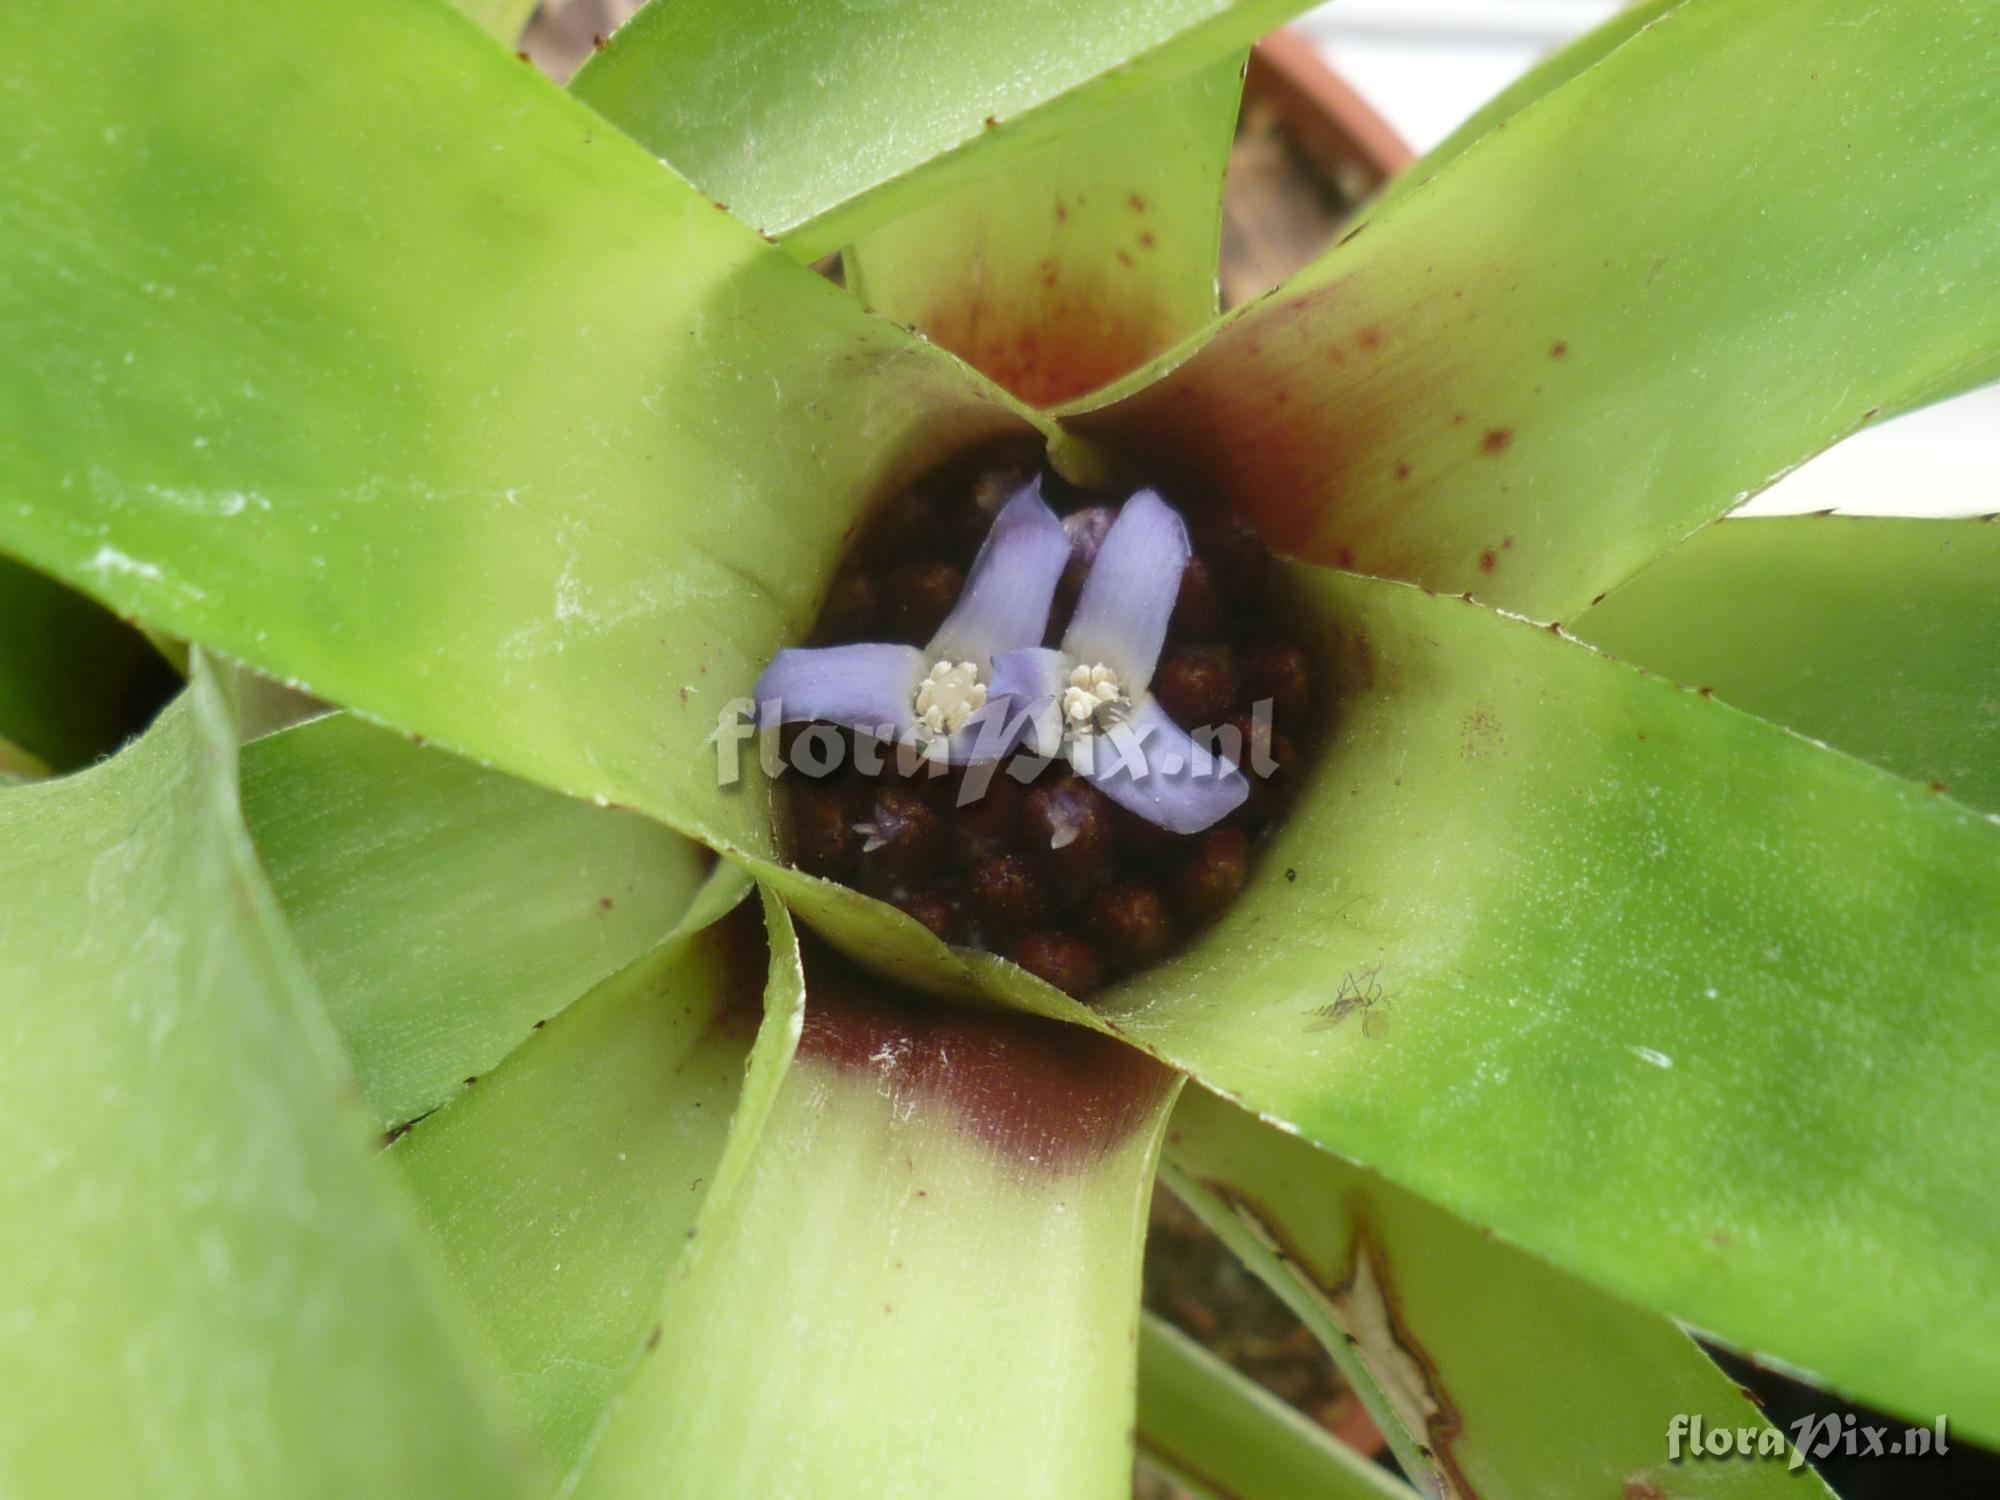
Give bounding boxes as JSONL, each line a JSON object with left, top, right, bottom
{"left": 1478, "top": 550, "right": 1496, "bottom": 572}
{"left": 1357, "top": 326, "right": 1385, "bottom": 351}
{"left": 1481, "top": 428, "right": 1513, "bottom": 455}
{"left": 1550, "top": 340, "right": 1569, "bottom": 358}
{"left": 1394, "top": 462, "right": 1411, "bottom": 481}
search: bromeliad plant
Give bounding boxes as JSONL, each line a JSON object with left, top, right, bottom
{"left": 1, "top": 0, "right": 1997, "bottom": 1495}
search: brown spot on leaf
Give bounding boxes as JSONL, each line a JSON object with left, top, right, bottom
{"left": 1477, "top": 549, "right": 1497, "bottom": 572}
{"left": 645, "top": 1324, "right": 662, "bottom": 1352}
{"left": 1394, "top": 462, "right": 1411, "bottom": 481}
{"left": 1550, "top": 340, "right": 1569, "bottom": 359}
{"left": 1139, "top": 230, "right": 1156, "bottom": 249}
{"left": 1357, "top": 325, "right": 1385, "bottom": 351}
{"left": 1481, "top": 428, "right": 1513, "bottom": 455}
{"left": 1128, "top": 192, "right": 1147, "bottom": 213}
{"left": 983, "top": 115, "right": 999, "bottom": 129}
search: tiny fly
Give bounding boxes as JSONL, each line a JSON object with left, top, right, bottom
{"left": 1306, "top": 967, "right": 1390, "bottom": 1038}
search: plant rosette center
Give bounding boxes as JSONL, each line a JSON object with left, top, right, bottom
{"left": 754, "top": 455, "right": 1317, "bottom": 995}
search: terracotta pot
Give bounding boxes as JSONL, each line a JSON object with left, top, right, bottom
{"left": 1221, "top": 29, "right": 1414, "bottom": 309}
{"left": 1250, "top": 29, "right": 1415, "bottom": 196}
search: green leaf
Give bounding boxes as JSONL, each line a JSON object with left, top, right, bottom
{"left": 0, "top": 552, "right": 178, "bottom": 769}
{"left": 1164, "top": 1087, "right": 1835, "bottom": 1499}
{"left": 1362, "top": 0, "right": 1681, "bottom": 222}
{"left": 1078, "top": 564, "right": 2000, "bottom": 1440}
{"left": 1575, "top": 514, "right": 2000, "bottom": 816}
{"left": 571, "top": 0, "right": 1301, "bottom": 260}
{"left": 389, "top": 883, "right": 780, "bottom": 1479}
{"left": 572, "top": 942, "right": 1180, "bottom": 1498}
{"left": 0, "top": 657, "right": 526, "bottom": 1497}
{"left": 844, "top": 53, "right": 1244, "bottom": 405}
{"left": 1064, "top": 0, "right": 2000, "bottom": 619}
{"left": 240, "top": 711, "right": 713, "bottom": 1127}
{"left": 0, "top": 0, "right": 1044, "bottom": 860}
{"left": 1137, "top": 1310, "right": 1416, "bottom": 1500}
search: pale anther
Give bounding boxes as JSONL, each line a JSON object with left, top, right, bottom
{"left": 913, "top": 659, "right": 988, "bottom": 737}
{"left": 1062, "top": 661, "right": 1128, "bottom": 731}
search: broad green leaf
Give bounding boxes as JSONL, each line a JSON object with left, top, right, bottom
{"left": 0, "top": 0, "right": 1043, "bottom": 863}
{"left": 1063, "top": 0, "right": 2000, "bottom": 619}
{"left": 390, "top": 884, "right": 783, "bottom": 1480}
{"left": 0, "top": 552, "right": 178, "bottom": 769}
{"left": 1164, "top": 1087, "right": 1835, "bottom": 1499}
{"left": 571, "top": 0, "right": 1304, "bottom": 261}
{"left": 844, "top": 54, "right": 1244, "bottom": 405}
{"left": 240, "top": 711, "right": 711, "bottom": 1127}
{"left": 1362, "top": 0, "right": 1681, "bottom": 223}
{"left": 573, "top": 943, "right": 1179, "bottom": 1499}
{"left": 1137, "top": 1310, "right": 1415, "bottom": 1500}
{"left": 1576, "top": 515, "right": 2000, "bottom": 816}
{"left": 0, "top": 657, "right": 526, "bottom": 1497}
{"left": 1075, "top": 565, "right": 2000, "bottom": 1440}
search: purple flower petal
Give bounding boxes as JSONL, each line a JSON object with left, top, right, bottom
{"left": 1069, "top": 695, "right": 1248, "bottom": 835}
{"left": 927, "top": 479, "right": 1070, "bottom": 663}
{"left": 1061, "top": 490, "right": 1189, "bottom": 694}
{"left": 752, "top": 642, "right": 924, "bottom": 736}
{"left": 987, "top": 646, "right": 1071, "bottom": 758}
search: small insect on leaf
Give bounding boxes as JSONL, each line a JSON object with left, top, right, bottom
{"left": 1305, "top": 966, "right": 1391, "bottom": 1038}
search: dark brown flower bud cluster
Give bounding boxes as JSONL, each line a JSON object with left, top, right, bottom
{"left": 782, "top": 449, "right": 1317, "bottom": 997}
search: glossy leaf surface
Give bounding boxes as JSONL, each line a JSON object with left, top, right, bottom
{"left": 1066, "top": 0, "right": 2000, "bottom": 618}
{"left": 845, "top": 54, "right": 1244, "bottom": 405}
{"left": 0, "top": 660, "right": 524, "bottom": 1497}
{"left": 1137, "top": 1311, "right": 1415, "bottom": 1500}
{"left": 391, "top": 886, "right": 780, "bottom": 1479}
{"left": 573, "top": 0, "right": 1301, "bottom": 259}
{"left": 0, "top": 0, "right": 1040, "bottom": 862}
{"left": 573, "top": 947, "right": 1178, "bottom": 1498}
{"left": 1081, "top": 566, "right": 2000, "bottom": 1439}
{"left": 241, "top": 712, "right": 711, "bottom": 1126}
{"left": 1165, "top": 1087, "right": 1834, "bottom": 1499}
{"left": 1576, "top": 515, "right": 2000, "bottom": 815}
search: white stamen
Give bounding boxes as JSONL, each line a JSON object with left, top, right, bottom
{"left": 852, "top": 821, "right": 887, "bottom": 854}
{"left": 1063, "top": 661, "right": 1128, "bottom": 731}
{"left": 913, "top": 659, "right": 988, "bottom": 738}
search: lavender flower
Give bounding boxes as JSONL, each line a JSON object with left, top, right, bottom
{"left": 992, "top": 492, "right": 1249, "bottom": 834}
{"left": 753, "top": 482, "right": 1069, "bottom": 763}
